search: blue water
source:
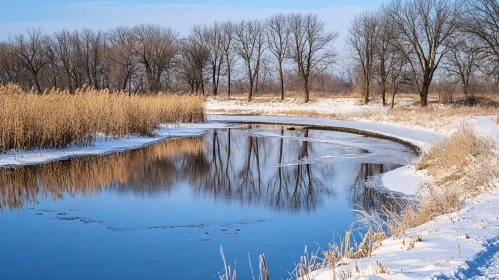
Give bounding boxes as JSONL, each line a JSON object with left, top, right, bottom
{"left": 0, "top": 125, "right": 415, "bottom": 280}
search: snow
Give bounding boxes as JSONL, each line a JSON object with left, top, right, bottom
{"left": 206, "top": 97, "right": 426, "bottom": 118}
{"left": 207, "top": 115, "right": 499, "bottom": 280}
{"left": 205, "top": 97, "right": 462, "bottom": 136}
{"left": 377, "top": 165, "right": 427, "bottom": 197}
{"left": 208, "top": 115, "right": 441, "bottom": 150}
{"left": 206, "top": 97, "right": 394, "bottom": 116}
{"left": 0, "top": 123, "right": 232, "bottom": 167}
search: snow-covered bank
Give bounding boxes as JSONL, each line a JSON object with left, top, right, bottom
{"left": 207, "top": 97, "right": 396, "bottom": 116}
{"left": 208, "top": 115, "right": 499, "bottom": 280}
{"left": 0, "top": 123, "right": 231, "bottom": 167}
{"left": 209, "top": 115, "right": 440, "bottom": 150}
{"left": 205, "top": 97, "right": 464, "bottom": 135}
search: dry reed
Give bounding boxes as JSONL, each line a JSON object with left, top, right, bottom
{"left": 0, "top": 84, "right": 205, "bottom": 151}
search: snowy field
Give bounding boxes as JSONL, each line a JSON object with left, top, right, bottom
{"left": 207, "top": 97, "right": 405, "bottom": 117}
{"left": 206, "top": 97, "right": 463, "bottom": 135}
{"left": 1, "top": 106, "right": 498, "bottom": 279}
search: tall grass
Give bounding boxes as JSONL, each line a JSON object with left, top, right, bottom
{"left": 0, "top": 84, "right": 205, "bottom": 151}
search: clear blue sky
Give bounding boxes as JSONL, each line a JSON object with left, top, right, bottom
{"left": 0, "top": 0, "right": 386, "bottom": 40}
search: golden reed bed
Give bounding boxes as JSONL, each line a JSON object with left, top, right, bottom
{"left": 0, "top": 84, "right": 205, "bottom": 151}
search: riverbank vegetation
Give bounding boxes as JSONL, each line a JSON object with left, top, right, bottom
{"left": 0, "top": 84, "right": 204, "bottom": 151}
{"left": 291, "top": 124, "right": 499, "bottom": 279}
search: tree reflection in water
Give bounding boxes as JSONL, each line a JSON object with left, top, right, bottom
{"left": 0, "top": 125, "right": 409, "bottom": 212}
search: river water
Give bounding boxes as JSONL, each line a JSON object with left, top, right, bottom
{"left": 0, "top": 124, "right": 416, "bottom": 280}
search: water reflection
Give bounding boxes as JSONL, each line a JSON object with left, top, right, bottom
{"left": 0, "top": 125, "right": 417, "bottom": 280}
{"left": 0, "top": 126, "right": 410, "bottom": 213}
{"left": 350, "top": 163, "right": 402, "bottom": 213}
{"left": 0, "top": 137, "right": 205, "bottom": 210}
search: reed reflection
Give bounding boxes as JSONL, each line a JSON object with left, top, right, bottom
{"left": 0, "top": 126, "right": 405, "bottom": 212}
{"left": 0, "top": 137, "right": 205, "bottom": 210}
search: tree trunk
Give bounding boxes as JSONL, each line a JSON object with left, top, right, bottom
{"left": 364, "top": 79, "right": 370, "bottom": 104}
{"left": 381, "top": 83, "right": 386, "bottom": 106}
{"left": 391, "top": 91, "right": 396, "bottom": 109}
{"left": 247, "top": 61, "right": 253, "bottom": 102}
{"left": 248, "top": 84, "right": 253, "bottom": 102}
{"left": 226, "top": 55, "right": 231, "bottom": 100}
{"left": 255, "top": 70, "right": 259, "bottom": 95}
{"left": 420, "top": 85, "right": 429, "bottom": 107}
{"left": 212, "top": 65, "right": 217, "bottom": 96}
{"left": 34, "top": 74, "right": 42, "bottom": 94}
{"left": 279, "top": 61, "right": 284, "bottom": 101}
{"left": 303, "top": 79, "right": 310, "bottom": 103}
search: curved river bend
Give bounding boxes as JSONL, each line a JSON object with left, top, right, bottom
{"left": 0, "top": 124, "right": 416, "bottom": 280}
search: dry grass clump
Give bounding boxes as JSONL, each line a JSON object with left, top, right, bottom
{"left": 0, "top": 84, "right": 204, "bottom": 151}
{"left": 385, "top": 185, "right": 461, "bottom": 237}
{"left": 416, "top": 122, "right": 498, "bottom": 195}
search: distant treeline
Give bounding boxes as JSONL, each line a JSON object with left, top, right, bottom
{"left": 1, "top": 0, "right": 499, "bottom": 106}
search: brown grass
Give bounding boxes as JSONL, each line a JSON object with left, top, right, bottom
{"left": 0, "top": 84, "right": 205, "bottom": 151}
{"left": 290, "top": 124, "right": 498, "bottom": 278}
{"left": 416, "top": 122, "right": 498, "bottom": 194}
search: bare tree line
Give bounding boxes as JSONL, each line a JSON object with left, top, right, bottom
{"left": 3, "top": 0, "right": 499, "bottom": 106}
{"left": 0, "top": 14, "right": 337, "bottom": 102}
{"left": 349, "top": 0, "right": 499, "bottom": 107}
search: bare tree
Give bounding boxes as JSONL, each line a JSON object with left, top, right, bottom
{"left": 220, "top": 21, "right": 237, "bottom": 99}
{"left": 289, "top": 14, "right": 337, "bottom": 103}
{"left": 9, "top": 28, "right": 48, "bottom": 93}
{"left": 444, "top": 34, "right": 482, "bottom": 96}
{"left": 107, "top": 26, "right": 138, "bottom": 92}
{"left": 53, "top": 30, "right": 75, "bottom": 93}
{"left": 388, "top": 50, "right": 411, "bottom": 108}
{"left": 178, "top": 32, "right": 210, "bottom": 93}
{"left": 43, "top": 37, "right": 61, "bottom": 89}
{"left": 463, "top": 0, "right": 499, "bottom": 77}
{"left": 200, "top": 23, "right": 225, "bottom": 96}
{"left": 234, "top": 19, "right": 266, "bottom": 101}
{"left": 0, "top": 43, "right": 22, "bottom": 85}
{"left": 374, "top": 11, "right": 397, "bottom": 106}
{"left": 386, "top": 0, "right": 461, "bottom": 106}
{"left": 131, "top": 24, "right": 178, "bottom": 92}
{"left": 349, "top": 11, "right": 380, "bottom": 104}
{"left": 266, "top": 14, "right": 291, "bottom": 100}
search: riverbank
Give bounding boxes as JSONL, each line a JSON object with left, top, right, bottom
{"left": 211, "top": 115, "right": 499, "bottom": 279}
{"left": 0, "top": 123, "right": 230, "bottom": 167}
{"left": 206, "top": 97, "right": 498, "bottom": 136}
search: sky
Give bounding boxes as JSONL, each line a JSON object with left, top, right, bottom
{"left": 0, "top": 0, "right": 386, "bottom": 44}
